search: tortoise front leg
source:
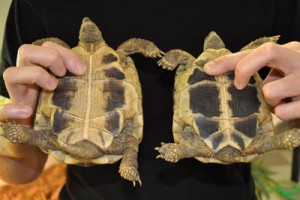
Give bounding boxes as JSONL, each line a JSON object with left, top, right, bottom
{"left": 118, "top": 134, "right": 141, "bottom": 186}
{"left": 32, "top": 37, "right": 70, "bottom": 49}
{"left": 117, "top": 38, "right": 164, "bottom": 58}
{"left": 157, "top": 49, "right": 195, "bottom": 71}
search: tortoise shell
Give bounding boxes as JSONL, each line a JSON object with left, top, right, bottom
{"left": 1, "top": 17, "right": 163, "bottom": 185}
{"left": 175, "top": 53, "right": 267, "bottom": 163}
{"left": 35, "top": 18, "right": 143, "bottom": 165}
{"left": 155, "top": 32, "right": 299, "bottom": 164}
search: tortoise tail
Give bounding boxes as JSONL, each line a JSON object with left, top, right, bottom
{"left": 58, "top": 139, "right": 104, "bottom": 159}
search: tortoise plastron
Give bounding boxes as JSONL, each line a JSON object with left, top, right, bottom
{"left": 156, "top": 32, "right": 300, "bottom": 164}
{"left": 1, "top": 17, "right": 163, "bottom": 186}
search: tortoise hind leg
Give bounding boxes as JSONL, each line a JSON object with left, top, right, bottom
{"left": 155, "top": 141, "right": 214, "bottom": 163}
{"left": 245, "top": 128, "right": 300, "bottom": 155}
{"left": 156, "top": 126, "right": 214, "bottom": 163}
{"left": 118, "top": 134, "right": 141, "bottom": 186}
{"left": 278, "top": 128, "right": 300, "bottom": 149}
{"left": 1, "top": 121, "right": 57, "bottom": 149}
{"left": 1, "top": 121, "right": 104, "bottom": 159}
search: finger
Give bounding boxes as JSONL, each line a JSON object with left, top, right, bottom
{"left": 42, "top": 42, "right": 86, "bottom": 75}
{"left": 4, "top": 66, "right": 58, "bottom": 91}
{"left": 0, "top": 104, "right": 32, "bottom": 121}
{"left": 17, "top": 43, "right": 86, "bottom": 76}
{"left": 283, "top": 41, "right": 300, "bottom": 51}
{"left": 274, "top": 100, "right": 300, "bottom": 121}
{"left": 262, "top": 74, "right": 300, "bottom": 107}
{"left": 17, "top": 44, "right": 66, "bottom": 76}
{"left": 203, "top": 50, "right": 251, "bottom": 75}
{"left": 263, "top": 69, "right": 284, "bottom": 84}
{"left": 3, "top": 66, "right": 58, "bottom": 104}
{"left": 234, "top": 43, "right": 300, "bottom": 89}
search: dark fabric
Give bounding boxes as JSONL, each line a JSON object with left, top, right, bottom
{"left": 1, "top": 0, "right": 300, "bottom": 199}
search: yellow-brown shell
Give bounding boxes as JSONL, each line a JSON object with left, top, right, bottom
{"left": 172, "top": 32, "right": 276, "bottom": 162}
{"left": 34, "top": 32, "right": 143, "bottom": 165}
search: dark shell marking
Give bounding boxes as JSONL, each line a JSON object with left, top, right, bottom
{"left": 212, "top": 134, "right": 225, "bottom": 150}
{"left": 226, "top": 71, "right": 256, "bottom": 84}
{"left": 102, "top": 53, "right": 118, "bottom": 64}
{"left": 104, "top": 67, "right": 125, "bottom": 80}
{"left": 52, "top": 109, "right": 73, "bottom": 133}
{"left": 105, "top": 111, "right": 121, "bottom": 136}
{"left": 194, "top": 117, "right": 219, "bottom": 139}
{"left": 231, "top": 133, "right": 245, "bottom": 150}
{"left": 228, "top": 85, "right": 260, "bottom": 118}
{"left": 188, "top": 68, "right": 215, "bottom": 85}
{"left": 189, "top": 85, "right": 221, "bottom": 117}
{"left": 103, "top": 81, "right": 125, "bottom": 112}
{"left": 52, "top": 78, "right": 78, "bottom": 110}
{"left": 234, "top": 116, "right": 257, "bottom": 138}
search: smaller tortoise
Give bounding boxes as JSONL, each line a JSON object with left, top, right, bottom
{"left": 156, "top": 31, "right": 300, "bottom": 164}
{"left": 1, "top": 17, "right": 163, "bottom": 185}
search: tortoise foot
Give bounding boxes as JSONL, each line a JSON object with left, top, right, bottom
{"left": 281, "top": 129, "right": 300, "bottom": 149}
{"left": 1, "top": 121, "right": 29, "bottom": 144}
{"left": 119, "top": 166, "right": 141, "bottom": 186}
{"left": 145, "top": 47, "right": 164, "bottom": 58}
{"left": 157, "top": 49, "right": 194, "bottom": 71}
{"left": 155, "top": 142, "right": 181, "bottom": 163}
{"left": 157, "top": 57, "right": 176, "bottom": 70}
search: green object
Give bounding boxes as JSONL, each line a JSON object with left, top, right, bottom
{"left": 274, "top": 180, "right": 300, "bottom": 200}
{"left": 252, "top": 160, "right": 300, "bottom": 200}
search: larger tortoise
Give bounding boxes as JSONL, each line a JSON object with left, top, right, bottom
{"left": 1, "top": 17, "right": 163, "bottom": 185}
{"left": 156, "top": 32, "right": 300, "bottom": 164}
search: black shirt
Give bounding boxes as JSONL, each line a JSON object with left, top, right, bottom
{"left": 1, "top": 0, "right": 300, "bottom": 200}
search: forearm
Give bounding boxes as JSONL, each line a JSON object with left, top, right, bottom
{"left": 0, "top": 138, "right": 47, "bottom": 184}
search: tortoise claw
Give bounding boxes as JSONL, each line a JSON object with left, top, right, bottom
{"left": 149, "top": 49, "right": 164, "bottom": 58}
{"left": 119, "top": 166, "right": 142, "bottom": 186}
{"left": 155, "top": 143, "right": 180, "bottom": 163}
{"left": 157, "top": 58, "right": 177, "bottom": 71}
{"left": 133, "top": 177, "right": 142, "bottom": 187}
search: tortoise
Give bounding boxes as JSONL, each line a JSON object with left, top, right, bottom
{"left": 155, "top": 31, "right": 300, "bottom": 164}
{"left": 1, "top": 17, "right": 163, "bottom": 185}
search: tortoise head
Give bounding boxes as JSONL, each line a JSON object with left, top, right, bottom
{"left": 79, "top": 17, "right": 105, "bottom": 44}
{"left": 195, "top": 32, "right": 231, "bottom": 67}
{"left": 203, "top": 31, "right": 225, "bottom": 50}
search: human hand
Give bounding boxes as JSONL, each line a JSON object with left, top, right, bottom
{"left": 0, "top": 41, "right": 86, "bottom": 125}
{"left": 203, "top": 42, "right": 300, "bottom": 121}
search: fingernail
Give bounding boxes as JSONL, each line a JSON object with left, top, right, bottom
{"left": 75, "top": 61, "right": 86, "bottom": 74}
{"left": 203, "top": 62, "right": 214, "bottom": 73}
{"left": 17, "top": 108, "right": 31, "bottom": 117}
{"left": 234, "top": 79, "right": 243, "bottom": 90}
{"left": 9, "top": 106, "right": 31, "bottom": 118}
